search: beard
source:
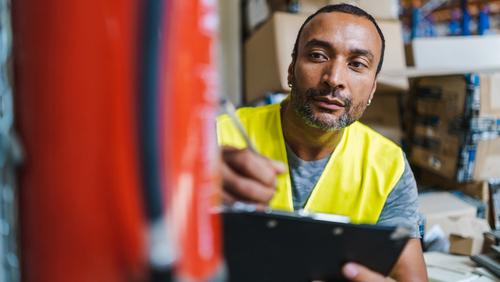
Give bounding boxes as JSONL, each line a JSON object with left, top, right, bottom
{"left": 290, "top": 85, "right": 367, "bottom": 131}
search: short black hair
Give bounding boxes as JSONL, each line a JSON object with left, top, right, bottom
{"left": 292, "top": 4, "right": 385, "bottom": 75}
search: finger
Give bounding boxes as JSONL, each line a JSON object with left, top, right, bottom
{"left": 222, "top": 160, "right": 275, "bottom": 204}
{"left": 223, "top": 147, "right": 286, "bottom": 187}
{"left": 342, "top": 263, "right": 392, "bottom": 282}
{"left": 223, "top": 147, "right": 278, "bottom": 186}
{"left": 222, "top": 190, "right": 238, "bottom": 204}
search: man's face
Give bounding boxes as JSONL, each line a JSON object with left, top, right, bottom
{"left": 287, "top": 12, "right": 382, "bottom": 131}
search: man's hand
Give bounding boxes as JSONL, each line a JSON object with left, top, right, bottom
{"left": 221, "top": 146, "right": 287, "bottom": 209}
{"left": 342, "top": 263, "right": 396, "bottom": 282}
{"left": 342, "top": 238, "right": 427, "bottom": 282}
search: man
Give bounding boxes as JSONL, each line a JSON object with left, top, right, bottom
{"left": 218, "top": 4, "right": 427, "bottom": 281}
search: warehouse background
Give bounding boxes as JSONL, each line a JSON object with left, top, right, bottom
{"left": 1, "top": 0, "right": 500, "bottom": 281}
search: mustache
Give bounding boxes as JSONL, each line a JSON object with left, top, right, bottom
{"left": 305, "top": 87, "right": 353, "bottom": 108}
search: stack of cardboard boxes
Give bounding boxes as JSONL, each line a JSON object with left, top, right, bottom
{"left": 410, "top": 73, "right": 500, "bottom": 182}
{"left": 244, "top": 0, "right": 407, "bottom": 145}
{"left": 405, "top": 36, "right": 500, "bottom": 259}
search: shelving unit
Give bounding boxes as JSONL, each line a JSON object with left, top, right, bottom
{"left": 400, "top": 0, "right": 500, "bottom": 22}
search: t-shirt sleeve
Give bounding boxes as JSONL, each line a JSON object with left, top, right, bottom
{"left": 376, "top": 153, "right": 421, "bottom": 238}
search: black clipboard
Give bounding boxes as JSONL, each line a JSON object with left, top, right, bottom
{"left": 223, "top": 209, "right": 411, "bottom": 282}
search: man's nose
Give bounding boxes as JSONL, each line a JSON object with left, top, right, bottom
{"left": 321, "top": 59, "right": 347, "bottom": 90}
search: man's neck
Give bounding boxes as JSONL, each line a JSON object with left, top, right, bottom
{"left": 281, "top": 100, "right": 344, "bottom": 161}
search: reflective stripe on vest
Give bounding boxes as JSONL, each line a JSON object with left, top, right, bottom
{"left": 216, "top": 102, "right": 405, "bottom": 224}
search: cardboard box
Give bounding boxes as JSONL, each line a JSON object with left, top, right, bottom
{"left": 448, "top": 217, "right": 491, "bottom": 256}
{"left": 416, "top": 169, "right": 490, "bottom": 207}
{"left": 414, "top": 74, "right": 500, "bottom": 131}
{"left": 474, "top": 136, "right": 500, "bottom": 181}
{"left": 415, "top": 169, "right": 491, "bottom": 225}
{"left": 411, "top": 124, "right": 459, "bottom": 180}
{"left": 268, "top": 0, "right": 290, "bottom": 13}
{"left": 419, "top": 192, "right": 491, "bottom": 256}
{"left": 411, "top": 125, "right": 500, "bottom": 182}
{"left": 299, "top": 0, "right": 400, "bottom": 20}
{"left": 244, "top": 12, "right": 308, "bottom": 102}
{"left": 408, "top": 35, "right": 500, "bottom": 70}
{"left": 418, "top": 192, "right": 477, "bottom": 238}
{"left": 359, "top": 92, "right": 402, "bottom": 146}
{"left": 375, "top": 21, "right": 409, "bottom": 93}
{"left": 244, "top": 12, "right": 408, "bottom": 102}
{"left": 298, "top": 0, "right": 329, "bottom": 15}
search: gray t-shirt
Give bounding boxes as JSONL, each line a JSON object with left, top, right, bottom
{"left": 285, "top": 143, "right": 421, "bottom": 238}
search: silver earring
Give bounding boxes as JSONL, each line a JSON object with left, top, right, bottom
{"left": 367, "top": 99, "right": 372, "bottom": 106}
{"left": 288, "top": 83, "right": 292, "bottom": 88}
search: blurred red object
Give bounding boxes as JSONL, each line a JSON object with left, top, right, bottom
{"left": 160, "top": 0, "right": 225, "bottom": 281}
{"left": 13, "top": 0, "right": 147, "bottom": 281}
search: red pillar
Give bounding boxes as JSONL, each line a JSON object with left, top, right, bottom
{"left": 13, "top": 1, "right": 147, "bottom": 281}
{"left": 160, "top": 0, "right": 225, "bottom": 280}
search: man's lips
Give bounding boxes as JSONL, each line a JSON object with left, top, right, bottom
{"left": 312, "top": 97, "right": 346, "bottom": 110}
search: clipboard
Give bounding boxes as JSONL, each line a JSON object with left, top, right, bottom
{"left": 223, "top": 209, "right": 411, "bottom": 282}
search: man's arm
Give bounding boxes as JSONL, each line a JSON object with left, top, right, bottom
{"left": 389, "top": 238, "right": 427, "bottom": 281}
{"left": 342, "top": 239, "right": 427, "bottom": 282}
{"left": 221, "top": 146, "right": 286, "bottom": 209}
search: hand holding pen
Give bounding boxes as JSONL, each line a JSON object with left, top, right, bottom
{"left": 219, "top": 99, "right": 287, "bottom": 209}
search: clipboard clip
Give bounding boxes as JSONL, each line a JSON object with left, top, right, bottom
{"left": 297, "top": 209, "right": 351, "bottom": 223}
{"left": 224, "top": 202, "right": 351, "bottom": 224}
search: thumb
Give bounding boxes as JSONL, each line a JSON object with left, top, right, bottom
{"left": 342, "top": 263, "right": 390, "bottom": 282}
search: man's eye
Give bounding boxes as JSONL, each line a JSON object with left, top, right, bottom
{"left": 350, "top": 61, "right": 365, "bottom": 68}
{"left": 310, "top": 53, "right": 325, "bottom": 60}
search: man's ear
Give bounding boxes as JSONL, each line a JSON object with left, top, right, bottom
{"left": 287, "top": 54, "right": 295, "bottom": 86}
{"left": 370, "top": 72, "right": 381, "bottom": 100}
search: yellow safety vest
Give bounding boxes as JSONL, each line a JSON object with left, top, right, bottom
{"left": 216, "top": 102, "right": 405, "bottom": 224}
